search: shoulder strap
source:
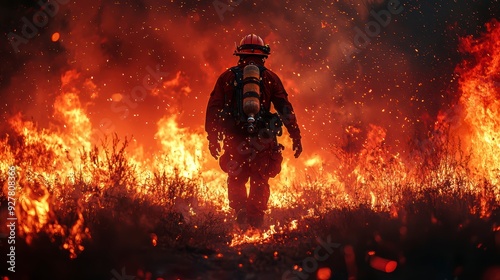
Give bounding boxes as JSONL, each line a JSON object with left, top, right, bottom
{"left": 227, "top": 65, "right": 268, "bottom": 124}
{"left": 228, "top": 66, "right": 244, "bottom": 123}
{"left": 257, "top": 65, "right": 267, "bottom": 74}
{"left": 230, "top": 66, "right": 243, "bottom": 87}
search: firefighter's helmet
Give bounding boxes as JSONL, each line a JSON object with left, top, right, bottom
{"left": 233, "top": 34, "right": 271, "bottom": 57}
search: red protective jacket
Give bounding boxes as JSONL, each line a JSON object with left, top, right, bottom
{"left": 205, "top": 59, "right": 301, "bottom": 144}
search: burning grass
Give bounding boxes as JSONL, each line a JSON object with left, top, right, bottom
{"left": 0, "top": 129, "right": 498, "bottom": 279}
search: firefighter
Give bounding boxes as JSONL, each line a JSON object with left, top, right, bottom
{"left": 205, "top": 34, "right": 302, "bottom": 228}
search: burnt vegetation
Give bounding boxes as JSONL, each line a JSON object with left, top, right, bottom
{"left": 0, "top": 131, "right": 498, "bottom": 280}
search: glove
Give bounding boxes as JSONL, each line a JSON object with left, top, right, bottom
{"left": 208, "top": 134, "right": 221, "bottom": 159}
{"left": 292, "top": 138, "right": 302, "bottom": 158}
{"left": 209, "top": 141, "right": 220, "bottom": 159}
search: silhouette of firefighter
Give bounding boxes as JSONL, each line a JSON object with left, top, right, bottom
{"left": 205, "top": 34, "right": 302, "bottom": 228}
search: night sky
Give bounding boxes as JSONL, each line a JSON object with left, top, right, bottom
{"left": 1, "top": 0, "right": 498, "bottom": 157}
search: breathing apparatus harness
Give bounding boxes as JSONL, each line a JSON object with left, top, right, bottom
{"left": 224, "top": 63, "right": 283, "bottom": 138}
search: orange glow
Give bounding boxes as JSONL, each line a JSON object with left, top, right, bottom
{"left": 151, "top": 233, "right": 158, "bottom": 247}
{"left": 344, "top": 245, "right": 357, "bottom": 278}
{"left": 111, "top": 93, "right": 123, "bottom": 102}
{"left": 369, "top": 256, "right": 398, "bottom": 273}
{"left": 51, "top": 32, "right": 60, "bottom": 42}
{"left": 317, "top": 267, "right": 332, "bottom": 280}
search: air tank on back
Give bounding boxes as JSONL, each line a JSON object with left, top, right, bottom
{"left": 242, "top": 64, "right": 261, "bottom": 132}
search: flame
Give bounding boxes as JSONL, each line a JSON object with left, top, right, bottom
{"left": 456, "top": 20, "right": 500, "bottom": 186}
{"left": 17, "top": 180, "right": 64, "bottom": 245}
{"left": 229, "top": 226, "right": 277, "bottom": 247}
{"left": 229, "top": 219, "right": 299, "bottom": 247}
{"left": 2, "top": 71, "right": 93, "bottom": 257}
{"left": 435, "top": 19, "right": 500, "bottom": 217}
{"left": 154, "top": 115, "right": 204, "bottom": 178}
{"left": 62, "top": 209, "right": 91, "bottom": 259}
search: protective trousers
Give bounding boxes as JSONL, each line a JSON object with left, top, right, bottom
{"left": 219, "top": 135, "right": 283, "bottom": 226}
{"left": 227, "top": 154, "right": 270, "bottom": 225}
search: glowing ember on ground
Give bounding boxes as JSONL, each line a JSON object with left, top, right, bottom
{"left": 51, "top": 32, "right": 60, "bottom": 42}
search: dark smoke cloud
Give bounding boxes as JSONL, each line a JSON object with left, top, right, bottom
{"left": 0, "top": 0, "right": 498, "bottom": 156}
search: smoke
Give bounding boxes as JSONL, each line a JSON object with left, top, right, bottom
{"left": 1, "top": 0, "right": 498, "bottom": 156}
